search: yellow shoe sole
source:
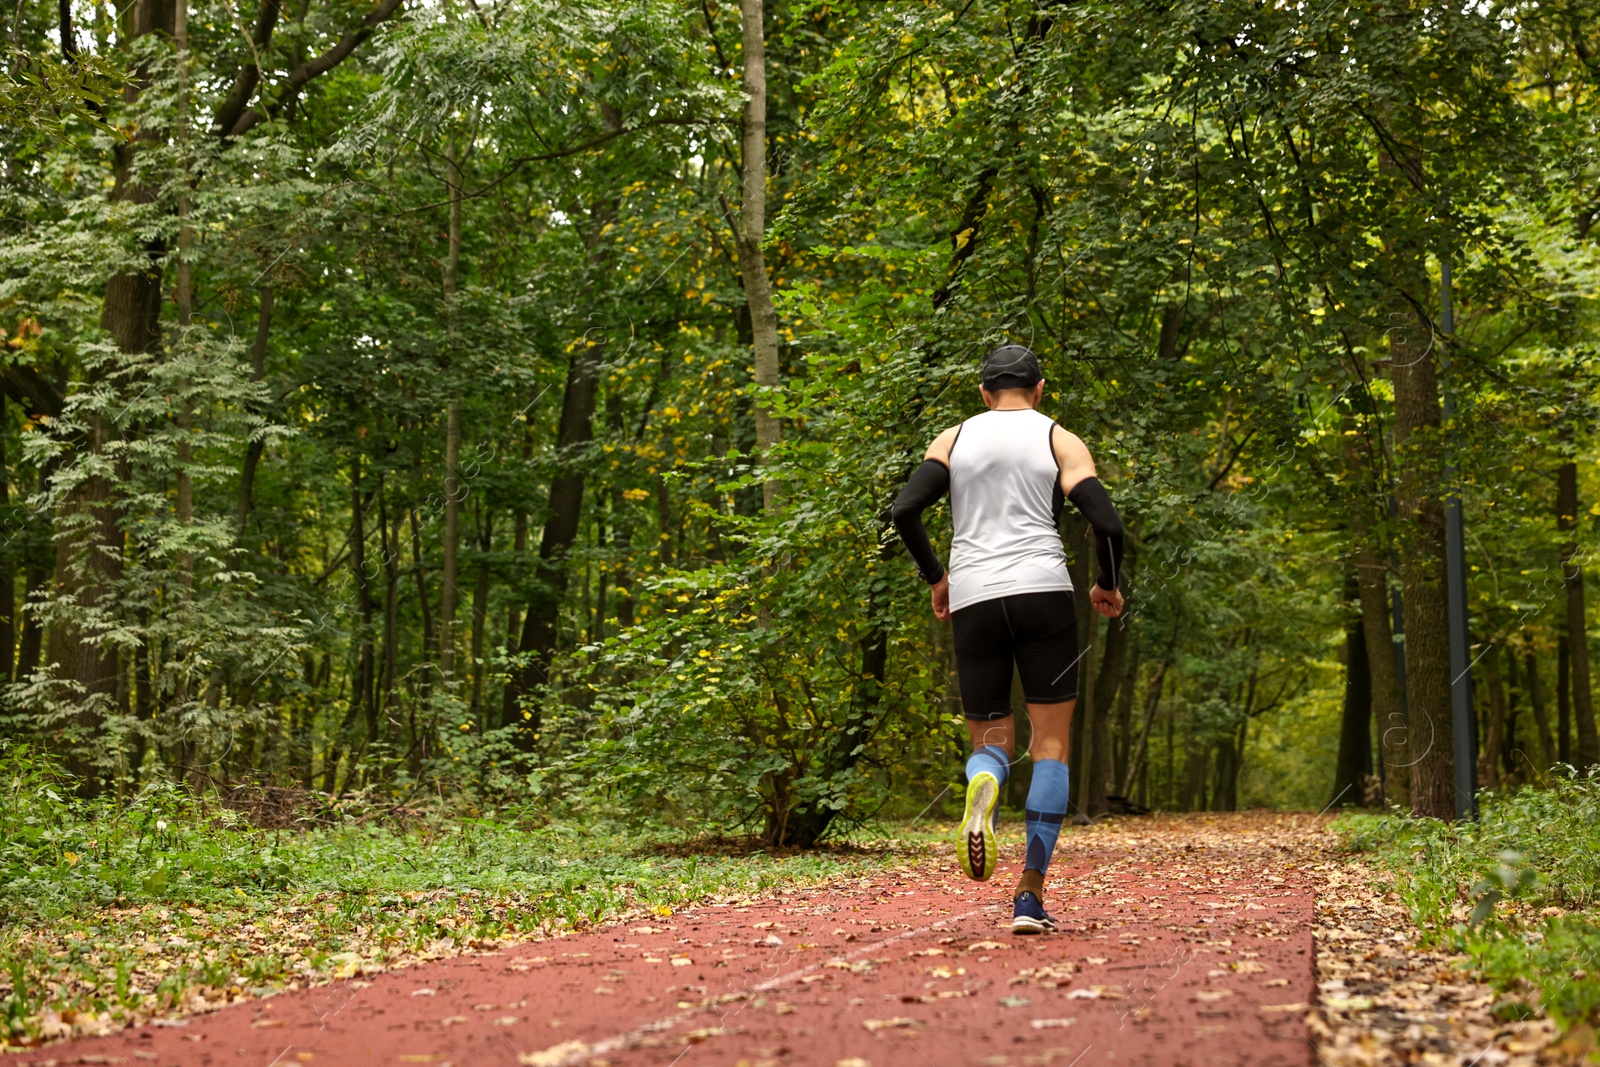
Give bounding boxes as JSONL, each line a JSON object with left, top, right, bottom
{"left": 958, "top": 772, "right": 999, "bottom": 881}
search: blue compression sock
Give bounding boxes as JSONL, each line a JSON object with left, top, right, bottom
{"left": 1024, "top": 759, "right": 1070, "bottom": 873}
{"left": 965, "top": 744, "right": 1010, "bottom": 788}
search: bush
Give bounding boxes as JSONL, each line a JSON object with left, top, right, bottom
{"left": 1338, "top": 769, "right": 1600, "bottom": 1032}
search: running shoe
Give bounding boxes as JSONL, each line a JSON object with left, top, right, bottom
{"left": 957, "top": 771, "right": 1000, "bottom": 881}
{"left": 1011, "top": 891, "right": 1056, "bottom": 934}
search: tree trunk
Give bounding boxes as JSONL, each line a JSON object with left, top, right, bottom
{"left": 1349, "top": 421, "right": 1409, "bottom": 806}
{"left": 16, "top": 561, "right": 45, "bottom": 681}
{"left": 501, "top": 487, "right": 528, "bottom": 728}
{"left": 174, "top": 0, "right": 194, "bottom": 590}
{"left": 1503, "top": 652, "right": 1522, "bottom": 783}
{"left": 1111, "top": 643, "right": 1138, "bottom": 795}
{"left": 408, "top": 504, "right": 435, "bottom": 688}
{"left": 1558, "top": 459, "right": 1599, "bottom": 770}
{"left": 1332, "top": 572, "right": 1372, "bottom": 808}
{"left": 1481, "top": 642, "right": 1505, "bottom": 789}
{"left": 1387, "top": 291, "right": 1456, "bottom": 819}
{"left": 1526, "top": 652, "right": 1555, "bottom": 771}
{"left": 511, "top": 339, "right": 601, "bottom": 724}
{"left": 379, "top": 487, "right": 399, "bottom": 714}
{"left": 440, "top": 397, "right": 462, "bottom": 681}
{"left": 1164, "top": 701, "right": 1175, "bottom": 808}
{"left": 0, "top": 395, "right": 12, "bottom": 682}
{"left": 735, "top": 0, "right": 781, "bottom": 514}
{"left": 1559, "top": 638, "right": 1572, "bottom": 765}
{"left": 235, "top": 283, "right": 273, "bottom": 533}
{"left": 1183, "top": 745, "right": 1209, "bottom": 811}
{"left": 1121, "top": 660, "right": 1167, "bottom": 797}
{"left": 439, "top": 141, "right": 464, "bottom": 684}
{"left": 45, "top": 0, "right": 174, "bottom": 786}
{"left": 349, "top": 459, "right": 375, "bottom": 745}
{"left": 1212, "top": 727, "right": 1243, "bottom": 812}
{"left": 1086, "top": 613, "right": 1126, "bottom": 816}
{"left": 605, "top": 390, "right": 635, "bottom": 630}
{"left": 590, "top": 486, "right": 608, "bottom": 644}
{"left": 1064, "top": 514, "right": 1093, "bottom": 817}
{"left": 469, "top": 503, "right": 491, "bottom": 726}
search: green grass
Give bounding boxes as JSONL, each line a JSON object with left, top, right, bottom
{"left": 0, "top": 745, "right": 941, "bottom": 1048}
{"left": 1336, "top": 771, "right": 1600, "bottom": 1034}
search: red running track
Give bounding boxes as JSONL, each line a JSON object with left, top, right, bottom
{"left": 29, "top": 815, "right": 1319, "bottom": 1067}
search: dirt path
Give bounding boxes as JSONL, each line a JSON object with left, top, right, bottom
{"left": 29, "top": 814, "right": 1326, "bottom": 1067}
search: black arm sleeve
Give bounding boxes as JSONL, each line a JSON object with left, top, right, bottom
{"left": 1067, "top": 476, "right": 1125, "bottom": 591}
{"left": 891, "top": 460, "right": 951, "bottom": 584}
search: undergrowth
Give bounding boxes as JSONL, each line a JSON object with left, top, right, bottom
{"left": 1337, "top": 770, "right": 1600, "bottom": 1035}
{"left": 0, "top": 743, "right": 937, "bottom": 1047}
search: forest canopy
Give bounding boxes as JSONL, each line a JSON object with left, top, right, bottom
{"left": 2, "top": 0, "right": 1599, "bottom": 843}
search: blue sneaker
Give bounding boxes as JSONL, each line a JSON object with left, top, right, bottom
{"left": 1011, "top": 892, "right": 1056, "bottom": 934}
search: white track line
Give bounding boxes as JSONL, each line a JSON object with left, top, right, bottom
{"left": 548, "top": 900, "right": 1002, "bottom": 1066}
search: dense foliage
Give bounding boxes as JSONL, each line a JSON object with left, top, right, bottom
{"left": 2, "top": 0, "right": 1599, "bottom": 839}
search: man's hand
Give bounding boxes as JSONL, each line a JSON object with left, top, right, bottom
{"left": 931, "top": 574, "right": 951, "bottom": 621}
{"left": 1090, "top": 584, "right": 1123, "bottom": 618}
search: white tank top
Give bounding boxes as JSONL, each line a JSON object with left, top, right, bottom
{"left": 946, "top": 407, "right": 1073, "bottom": 612}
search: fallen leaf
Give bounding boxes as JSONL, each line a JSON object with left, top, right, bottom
{"left": 1064, "top": 986, "right": 1123, "bottom": 1000}
{"left": 1322, "top": 995, "right": 1372, "bottom": 1011}
{"left": 863, "top": 1017, "right": 920, "bottom": 1031}
{"left": 1031, "top": 1018, "right": 1077, "bottom": 1029}
{"left": 682, "top": 1027, "right": 723, "bottom": 1042}
{"left": 328, "top": 951, "right": 362, "bottom": 979}
{"left": 518, "top": 1042, "right": 589, "bottom": 1067}
{"left": 411, "top": 988, "right": 436, "bottom": 997}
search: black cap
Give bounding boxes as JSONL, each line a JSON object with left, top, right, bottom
{"left": 981, "top": 344, "right": 1043, "bottom": 391}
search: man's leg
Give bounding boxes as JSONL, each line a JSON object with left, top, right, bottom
{"left": 1017, "top": 700, "right": 1073, "bottom": 908}
{"left": 966, "top": 715, "right": 1015, "bottom": 784}
{"left": 957, "top": 716, "right": 1011, "bottom": 881}
{"left": 1007, "top": 589, "right": 1081, "bottom": 933}
{"left": 951, "top": 599, "right": 1015, "bottom": 881}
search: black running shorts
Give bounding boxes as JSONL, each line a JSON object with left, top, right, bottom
{"left": 951, "top": 590, "right": 1079, "bottom": 721}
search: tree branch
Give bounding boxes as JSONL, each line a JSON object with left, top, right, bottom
{"left": 211, "top": 0, "right": 281, "bottom": 139}
{"left": 227, "top": 0, "right": 404, "bottom": 139}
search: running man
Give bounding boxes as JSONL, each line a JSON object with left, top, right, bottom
{"left": 891, "top": 344, "right": 1124, "bottom": 933}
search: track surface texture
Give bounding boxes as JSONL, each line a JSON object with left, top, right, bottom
{"left": 33, "top": 813, "right": 1325, "bottom": 1067}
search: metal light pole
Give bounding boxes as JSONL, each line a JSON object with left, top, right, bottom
{"left": 1439, "top": 251, "right": 1479, "bottom": 821}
